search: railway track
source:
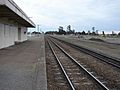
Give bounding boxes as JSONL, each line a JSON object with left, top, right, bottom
{"left": 45, "top": 40, "right": 70, "bottom": 90}
{"left": 50, "top": 36, "right": 120, "bottom": 69}
{"left": 46, "top": 38, "right": 110, "bottom": 90}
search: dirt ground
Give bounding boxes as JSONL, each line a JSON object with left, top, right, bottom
{"left": 0, "top": 35, "right": 47, "bottom": 90}
{"left": 54, "top": 35, "right": 120, "bottom": 59}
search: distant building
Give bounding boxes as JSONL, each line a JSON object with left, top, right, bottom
{"left": 58, "top": 26, "right": 64, "bottom": 31}
{"left": 0, "top": 0, "right": 35, "bottom": 49}
{"left": 58, "top": 26, "right": 66, "bottom": 35}
{"left": 58, "top": 26, "right": 64, "bottom": 33}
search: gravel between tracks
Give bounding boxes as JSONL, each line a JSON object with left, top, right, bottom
{"left": 54, "top": 35, "right": 120, "bottom": 59}
{"left": 53, "top": 38, "right": 120, "bottom": 90}
{"left": 45, "top": 39, "right": 70, "bottom": 90}
{"left": 46, "top": 39, "right": 101, "bottom": 90}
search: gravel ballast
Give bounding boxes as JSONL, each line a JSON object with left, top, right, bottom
{"left": 54, "top": 35, "right": 120, "bottom": 59}
{"left": 53, "top": 37, "right": 120, "bottom": 90}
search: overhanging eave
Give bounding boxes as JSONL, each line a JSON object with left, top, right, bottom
{"left": 0, "top": 1, "right": 35, "bottom": 27}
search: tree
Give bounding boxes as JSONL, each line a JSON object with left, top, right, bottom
{"left": 45, "top": 31, "right": 58, "bottom": 34}
{"left": 95, "top": 30, "right": 99, "bottom": 35}
{"left": 87, "top": 30, "right": 91, "bottom": 35}
{"left": 112, "top": 31, "right": 116, "bottom": 36}
{"left": 81, "top": 31, "right": 86, "bottom": 35}
{"left": 66, "top": 25, "right": 75, "bottom": 34}
{"left": 67, "top": 25, "right": 71, "bottom": 31}
{"left": 118, "top": 32, "right": 120, "bottom": 36}
{"left": 91, "top": 27, "right": 97, "bottom": 35}
{"left": 102, "top": 31, "right": 105, "bottom": 36}
{"left": 92, "top": 27, "right": 95, "bottom": 32}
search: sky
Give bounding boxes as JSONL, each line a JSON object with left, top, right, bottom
{"left": 14, "top": 0, "right": 120, "bottom": 33}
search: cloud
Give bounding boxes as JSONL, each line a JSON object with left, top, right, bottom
{"left": 14, "top": 0, "right": 120, "bottom": 33}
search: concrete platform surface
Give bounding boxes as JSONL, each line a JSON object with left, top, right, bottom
{"left": 0, "top": 35, "right": 47, "bottom": 90}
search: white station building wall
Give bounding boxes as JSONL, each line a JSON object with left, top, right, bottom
{"left": 0, "top": 20, "right": 27, "bottom": 49}
{"left": 18, "top": 27, "right": 27, "bottom": 42}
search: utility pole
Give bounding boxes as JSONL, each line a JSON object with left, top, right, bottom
{"left": 37, "top": 24, "right": 43, "bottom": 34}
{"left": 37, "top": 25, "right": 41, "bottom": 36}
{"left": 37, "top": 25, "right": 39, "bottom": 33}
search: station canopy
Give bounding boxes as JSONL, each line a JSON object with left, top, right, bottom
{"left": 0, "top": 0, "right": 35, "bottom": 27}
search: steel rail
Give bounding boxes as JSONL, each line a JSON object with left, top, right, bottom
{"left": 47, "top": 40, "right": 76, "bottom": 90}
{"left": 50, "top": 39, "right": 109, "bottom": 90}
{"left": 50, "top": 36, "right": 120, "bottom": 69}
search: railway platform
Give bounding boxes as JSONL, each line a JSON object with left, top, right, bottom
{"left": 0, "top": 35, "right": 47, "bottom": 90}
